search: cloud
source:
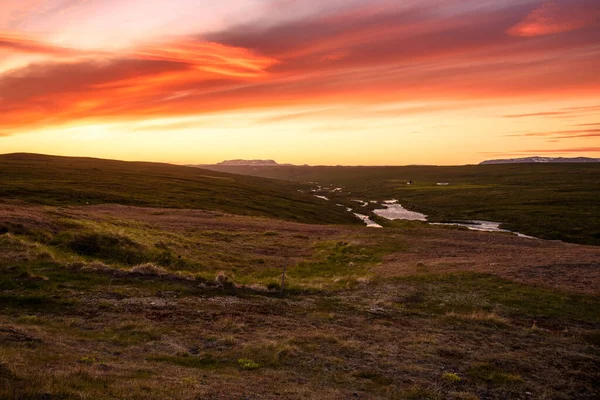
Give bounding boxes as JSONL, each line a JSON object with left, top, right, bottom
{"left": 504, "top": 111, "right": 568, "bottom": 118}
{"left": 516, "top": 147, "right": 600, "bottom": 153}
{"left": 1, "top": 1, "right": 600, "bottom": 134}
{"left": 560, "top": 105, "right": 600, "bottom": 113}
{"left": 507, "top": 0, "right": 600, "bottom": 37}
{"left": 0, "top": 58, "right": 190, "bottom": 102}
{"left": 0, "top": 32, "right": 74, "bottom": 55}
{"left": 206, "top": 4, "right": 523, "bottom": 74}
{"left": 504, "top": 105, "right": 600, "bottom": 119}
{"left": 483, "top": 147, "right": 600, "bottom": 155}
{"left": 506, "top": 128, "right": 600, "bottom": 139}
{"left": 0, "top": 38, "right": 277, "bottom": 130}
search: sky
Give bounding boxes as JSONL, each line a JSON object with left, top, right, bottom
{"left": 0, "top": 0, "right": 599, "bottom": 165}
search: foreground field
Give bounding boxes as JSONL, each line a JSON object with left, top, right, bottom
{"left": 204, "top": 164, "right": 600, "bottom": 245}
{"left": 1, "top": 202, "right": 599, "bottom": 399}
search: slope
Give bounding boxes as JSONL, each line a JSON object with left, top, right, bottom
{"left": 0, "top": 153, "right": 357, "bottom": 225}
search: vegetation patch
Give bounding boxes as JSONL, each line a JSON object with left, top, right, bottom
{"left": 291, "top": 241, "right": 372, "bottom": 279}
{"left": 57, "top": 232, "right": 147, "bottom": 265}
{"left": 467, "top": 363, "right": 524, "bottom": 385}
{"left": 238, "top": 358, "right": 260, "bottom": 370}
{"left": 240, "top": 341, "right": 298, "bottom": 367}
{"left": 396, "top": 273, "right": 600, "bottom": 323}
{"left": 442, "top": 372, "right": 462, "bottom": 383}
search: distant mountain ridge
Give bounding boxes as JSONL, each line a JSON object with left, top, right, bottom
{"left": 480, "top": 156, "right": 600, "bottom": 165}
{"left": 216, "top": 159, "right": 282, "bottom": 166}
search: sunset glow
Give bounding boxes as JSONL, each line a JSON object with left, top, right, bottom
{"left": 1, "top": 0, "right": 599, "bottom": 165}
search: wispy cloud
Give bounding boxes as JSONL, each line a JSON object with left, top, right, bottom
{"left": 507, "top": 0, "right": 600, "bottom": 37}
{"left": 507, "top": 128, "right": 600, "bottom": 139}
{"left": 0, "top": 32, "right": 75, "bottom": 55}
{"left": 504, "top": 105, "right": 600, "bottom": 120}
{"left": 1, "top": 0, "right": 599, "bottom": 145}
{"left": 504, "top": 111, "right": 568, "bottom": 118}
{"left": 482, "top": 147, "right": 600, "bottom": 155}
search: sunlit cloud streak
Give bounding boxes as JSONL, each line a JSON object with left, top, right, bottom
{"left": 507, "top": 0, "right": 600, "bottom": 37}
{"left": 0, "top": 32, "right": 72, "bottom": 55}
{"left": 507, "top": 128, "right": 600, "bottom": 139}
{"left": 504, "top": 112, "right": 569, "bottom": 118}
{"left": 485, "top": 147, "right": 600, "bottom": 155}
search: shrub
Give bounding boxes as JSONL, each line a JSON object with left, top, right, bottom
{"left": 238, "top": 358, "right": 260, "bottom": 370}
{"left": 130, "top": 263, "right": 168, "bottom": 276}
{"left": 61, "top": 232, "right": 147, "bottom": 265}
{"left": 78, "top": 355, "right": 99, "bottom": 365}
{"left": 81, "top": 261, "right": 112, "bottom": 273}
{"left": 442, "top": 372, "right": 462, "bottom": 383}
{"left": 468, "top": 363, "right": 524, "bottom": 385}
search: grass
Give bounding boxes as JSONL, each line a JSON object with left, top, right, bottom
{"left": 204, "top": 163, "right": 600, "bottom": 245}
{"left": 395, "top": 273, "right": 600, "bottom": 323}
{"left": 238, "top": 358, "right": 260, "bottom": 370}
{"left": 1, "top": 157, "right": 599, "bottom": 399}
{"left": 0, "top": 153, "right": 357, "bottom": 225}
{"left": 467, "top": 363, "right": 524, "bottom": 385}
{"left": 1, "top": 243, "right": 598, "bottom": 399}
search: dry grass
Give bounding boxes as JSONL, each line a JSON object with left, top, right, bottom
{"left": 444, "top": 311, "right": 511, "bottom": 326}
{"left": 374, "top": 226, "right": 600, "bottom": 295}
{"left": 1, "top": 202, "right": 599, "bottom": 399}
{"left": 130, "top": 263, "right": 169, "bottom": 276}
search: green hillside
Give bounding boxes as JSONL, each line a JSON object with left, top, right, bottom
{"left": 0, "top": 153, "right": 357, "bottom": 225}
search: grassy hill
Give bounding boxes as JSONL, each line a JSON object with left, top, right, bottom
{"left": 0, "top": 153, "right": 356, "bottom": 225}
{"left": 1, "top": 155, "right": 599, "bottom": 399}
{"left": 204, "top": 164, "right": 600, "bottom": 245}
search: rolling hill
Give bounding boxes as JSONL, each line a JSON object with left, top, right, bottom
{"left": 0, "top": 153, "right": 357, "bottom": 225}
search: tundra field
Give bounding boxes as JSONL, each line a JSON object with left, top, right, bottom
{"left": 0, "top": 154, "right": 599, "bottom": 400}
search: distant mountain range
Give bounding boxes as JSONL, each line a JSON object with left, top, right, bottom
{"left": 480, "top": 156, "right": 600, "bottom": 165}
{"left": 189, "top": 157, "right": 600, "bottom": 167}
{"left": 215, "top": 159, "right": 283, "bottom": 166}
{"left": 188, "top": 159, "right": 298, "bottom": 167}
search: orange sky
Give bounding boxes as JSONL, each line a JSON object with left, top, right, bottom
{"left": 1, "top": 0, "right": 599, "bottom": 165}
